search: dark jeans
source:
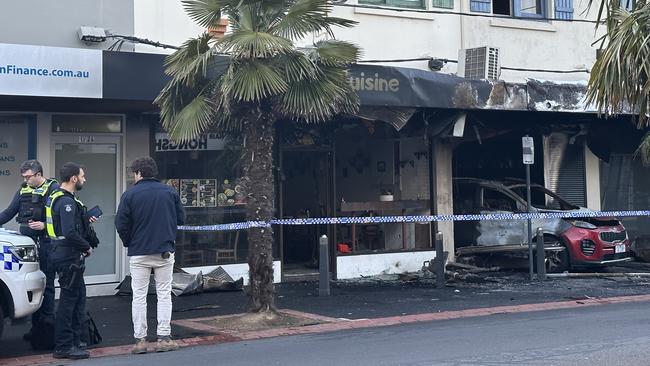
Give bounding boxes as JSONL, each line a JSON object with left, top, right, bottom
{"left": 52, "top": 253, "right": 86, "bottom": 351}
{"left": 32, "top": 239, "right": 55, "bottom": 324}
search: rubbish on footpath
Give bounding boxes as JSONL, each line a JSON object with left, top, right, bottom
{"left": 115, "top": 266, "right": 244, "bottom": 296}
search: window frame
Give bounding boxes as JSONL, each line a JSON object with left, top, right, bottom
{"left": 513, "top": 0, "right": 547, "bottom": 19}
{"left": 471, "top": 0, "right": 551, "bottom": 19}
{"left": 359, "top": 0, "right": 426, "bottom": 9}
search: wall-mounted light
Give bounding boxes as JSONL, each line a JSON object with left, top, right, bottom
{"left": 78, "top": 26, "right": 107, "bottom": 43}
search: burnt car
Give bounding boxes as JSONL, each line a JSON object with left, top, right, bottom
{"left": 453, "top": 178, "right": 631, "bottom": 272}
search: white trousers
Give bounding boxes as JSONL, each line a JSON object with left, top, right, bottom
{"left": 129, "top": 253, "right": 175, "bottom": 339}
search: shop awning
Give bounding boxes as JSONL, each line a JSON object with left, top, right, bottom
{"left": 102, "top": 52, "right": 600, "bottom": 114}
{"left": 0, "top": 44, "right": 609, "bottom": 115}
{"left": 347, "top": 64, "right": 599, "bottom": 113}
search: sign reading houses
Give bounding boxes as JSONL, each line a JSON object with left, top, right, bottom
{"left": 155, "top": 133, "right": 226, "bottom": 152}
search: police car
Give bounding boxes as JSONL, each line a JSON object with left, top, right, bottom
{"left": 0, "top": 228, "right": 45, "bottom": 340}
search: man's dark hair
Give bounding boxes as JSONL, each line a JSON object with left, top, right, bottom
{"left": 130, "top": 157, "right": 158, "bottom": 178}
{"left": 20, "top": 160, "right": 43, "bottom": 175}
{"left": 60, "top": 162, "right": 83, "bottom": 183}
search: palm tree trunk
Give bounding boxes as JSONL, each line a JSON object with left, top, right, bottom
{"left": 241, "top": 114, "right": 276, "bottom": 312}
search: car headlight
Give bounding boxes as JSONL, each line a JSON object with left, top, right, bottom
{"left": 9, "top": 245, "right": 38, "bottom": 262}
{"left": 569, "top": 220, "right": 597, "bottom": 230}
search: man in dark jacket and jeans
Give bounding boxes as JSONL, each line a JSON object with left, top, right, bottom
{"left": 115, "top": 157, "right": 185, "bottom": 354}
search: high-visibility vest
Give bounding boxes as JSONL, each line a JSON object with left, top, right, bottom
{"left": 45, "top": 190, "right": 84, "bottom": 240}
{"left": 17, "top": 179, "right": 57, "bottom": 224}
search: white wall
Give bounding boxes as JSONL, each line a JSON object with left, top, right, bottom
{"left": 183, "top": 260, "right": 283, "bottom": 286}
{"left": 337, "top": 250, "right": 436, "bottom": 279}
{"left": 0, "top": 0, "right": 134, "bottom": 51}
{"left": 134, "top": 0, "right": 205, "bottom": 54}
{"left": 316, "top": 0, "right": 604, "bottom": 83}
{"left": 130, "top": 0, "right": 601, "bottom": 83}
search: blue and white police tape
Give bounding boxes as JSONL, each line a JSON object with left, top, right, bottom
{"left": 177, "top": 210, "right": 650, "bottom": 232}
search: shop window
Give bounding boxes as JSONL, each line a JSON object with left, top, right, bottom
{"left": 0, "top": 115, "right": 34, "bottom": 231}
{"left": 334, "top": 122, "right": 432, "bottom": 254}
{"left": 154, "top": 131, "right": 248, "bottom": 268}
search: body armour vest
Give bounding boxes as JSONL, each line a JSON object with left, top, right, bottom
{"left": 17, "top": 179, "right": 58, "bottom": 224}
{"left": 45, "top": 190, "right": 85, "bottom": 240}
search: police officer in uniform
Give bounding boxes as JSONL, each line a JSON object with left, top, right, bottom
{"left": 46, "top": 162, "right": 97, "bottom": 360}
{"left": 0, "top": 160, "right": 59, "bottom": 338}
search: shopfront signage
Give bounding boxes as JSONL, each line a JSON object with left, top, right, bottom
{"left": 79, "top": 136, "right": 96, "bottom": 143}
{"left": 155, "top": 133, "right": 226, "bottom": 152}
{"left": 522, "top": 136, "right": 534, "bottom": 165}
{"left": 347, "top": 71, "right": 400, "bottom": 92}
{"left": 0, "top": 43, "right": 102, "bottom": 98}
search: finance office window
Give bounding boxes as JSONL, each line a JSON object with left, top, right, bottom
{"left": 154, "top": 131, "right": 247, "bottom": 268}
{"left": 0, "top": 115, "right": 33, "bottom": 231}
{"left": 52, "top": 114, "right": 122, "bottom": 133}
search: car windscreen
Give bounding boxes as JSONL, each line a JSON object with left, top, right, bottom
{"left": 508, "top": 185, "right": 579, "bottom": 211}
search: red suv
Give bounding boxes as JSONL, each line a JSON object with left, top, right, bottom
{"left": 453, "top": 178, "right": 631, "bottom": 272}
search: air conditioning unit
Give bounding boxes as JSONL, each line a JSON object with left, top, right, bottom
{"left": 457, "top": 46, "right": 501, "bottom": 80}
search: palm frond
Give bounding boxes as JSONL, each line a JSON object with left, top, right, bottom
{"left": 224, "top": 60, "right": 289, "bottom": 102}
{"left": 586, "top": 4, "right": 650, "bottom": 124}
{"left": 271, "top": 0, "right": 357, "bottom": 40}
{"left": 163, "top": 34, "right": 213, "bottom": 80}
{"left": 277, "top": 65, "right": 359, "bottom": 122}
{"left": 277, "top": 51, "right": 320, "bottom": 83}
{"left": 181, "top": 0, "right": 231, "bottom": 28}
{"left": 217, "top": 29, "right": 293, "bottom": 58}
{"left": 308, "top": 40, "right": 361, "bottom": 67}
{"left": 163, "top": 89, "right": 217, "bottom": 142}
{"left": 635, "top": 131, "right": 650, "bottom": 166}
{"left": 158, "top": 0, "right": 362, "bottom": 137}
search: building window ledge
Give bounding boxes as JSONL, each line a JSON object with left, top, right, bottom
{"left": 489, "top": 17, "right": 556, "bottom": 32}
{"left": 354, "top": 6, "right": 436, "bottom": 20}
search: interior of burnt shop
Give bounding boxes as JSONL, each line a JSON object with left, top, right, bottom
{"left": 279, "top": 115, "right": 435, "bottom": 276}
{"left": 451, "top": 111, "right": 609, "bottom": 249}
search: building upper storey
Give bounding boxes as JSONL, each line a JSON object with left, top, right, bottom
{"left": 0, "top": 0, "right": 614, "bottom": 84}
{"left": 321, "top": 0, "right": 610, "bottom": 83}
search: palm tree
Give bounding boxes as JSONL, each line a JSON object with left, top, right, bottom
{"left": 586, "top": 0, "right": 650, "bottom": 163}
{"left": 155, "top": 0, "right": 360, "bottom": 312}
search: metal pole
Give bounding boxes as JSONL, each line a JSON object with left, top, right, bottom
{"left": 428, "top": 137, "right": 437, "bottom": 243}
{"left": 435, "top": 232, "right": 445, "bottom": 288}
{"left": 319, "top": 234, "right": 330, "bottom": 296}
{"left": 536, "top": 227, "right": 546, "bottom": 280}
{"left": 526, "top": 164, "right": 533, "bottom": 281}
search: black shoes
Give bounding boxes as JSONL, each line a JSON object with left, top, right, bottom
{"left": 53, "top": 346, "right": 90, "bottom": 360}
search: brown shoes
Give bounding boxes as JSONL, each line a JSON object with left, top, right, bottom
{"left": 131, "top": 338, "right": 148, "bottom": 354}
{"left": 155, "top": 336, "right": 179, "bottom": 352}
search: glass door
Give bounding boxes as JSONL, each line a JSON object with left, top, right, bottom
{"left": 52, "top": 135, "right": 122, "bottom": 284}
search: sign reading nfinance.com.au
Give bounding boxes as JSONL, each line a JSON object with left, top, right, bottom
{"left": 0, "top": 43, "right": 102, "bottom": 99}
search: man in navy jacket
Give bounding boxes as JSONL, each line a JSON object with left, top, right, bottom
{"left": 115, "top": 157, "right": 185, "bottom": 354}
